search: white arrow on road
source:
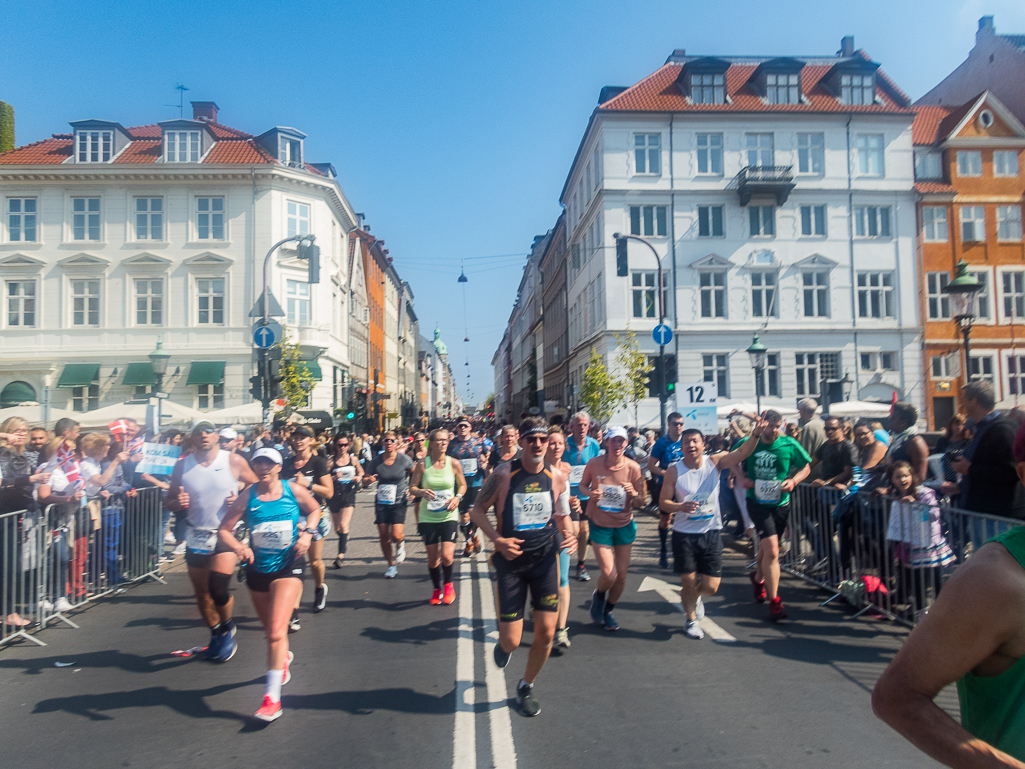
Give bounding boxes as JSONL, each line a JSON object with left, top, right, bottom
{"left": 638, "top": 575, "right": 737, "bottom": 643}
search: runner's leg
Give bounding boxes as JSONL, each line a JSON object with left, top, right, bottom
{"left": 335, "top": 506, "right": 354, "bottom": 561}
{"left": 760, "top": 534, "right": 781, "bottom": 600}
{"left": 378, "top": 523, "right": 394, "bottom": 565}
{"left": 523, "top": 610, "right": 557, "bottom": 685}
{"left": 608, "top": 543, "right": 633, "bottom": 606}
{"left": 577, "top": 519, "right": 590, "bottom": 571}
{"left": 187, "top": 565, "right": 220, "bottom": 628}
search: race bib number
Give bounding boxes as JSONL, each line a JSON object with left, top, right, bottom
{"left": 377, "top": 484, "right": 398, "bottom": 504}
{"left": 185, "top": 527, "right": 218, "bottom": 554}
{"left": 755, "top": 480, "right": 783, "bottom": 504}
{"left": 686, "top": 492, "right": 716, "bottom": 521}
{"left": 512, "top": 492, "right": 553, "bottom": 530}
{"left": 336, "top": 466, "right": 356, "bottom": 483}
{"left": 459, "top": 458, "right": 479, "bottom": 476}
{"left": 252, "top": 520, "right": 293, "bottom": 552}
{"left": 568, "top": 465, "right": 585, "bottom": 487}
{"left": 427, "top": 489, "right": 454, "bottom": 512}
{"left": 598, "top": 484, "right": 627, "bottom": 512}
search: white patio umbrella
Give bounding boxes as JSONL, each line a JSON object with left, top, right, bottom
{"left": 200, "top": 401, "right": 265, "bottom": 425}
{"left": 0, "top": 404, "right": 79, "bottom": 429}
{"left": 74, "top": 400, "right": 204, "bottom": 430}
{"left": 824, "top": 400, "right": 892, "bottom": 418}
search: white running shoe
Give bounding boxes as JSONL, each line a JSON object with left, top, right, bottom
{"left": 395, "top": 542, "right": 406, "bottom": 563}
{"left": 54, "top": 597, "right": 73, "bottom": 613}
{"left": 685, "top": 619, "right": 704, "bottom": 640}
{"left": 173, "top": 542, "right": 186, "bottom": 555}
{"left": 385, "top": 565, "right": 398, "bottom": 579}
{"left": 695, "top": 596, "right": 705, "bottom": 620}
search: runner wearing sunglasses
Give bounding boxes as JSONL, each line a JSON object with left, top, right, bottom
{"left": 328, "top": 434, "right": 363, "bottom": 569}
{"left": 363, "top": 431, "right": 415, "bottom": 578}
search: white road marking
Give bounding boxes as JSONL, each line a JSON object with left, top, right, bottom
{"left": 475, "top": 558, "right": 518, "bottom": 769}
{"left": 453, "top": 559, "right": 476, "bottom": 769}
{"left": 637, "top": 575, "right": 737, "bottom": 643}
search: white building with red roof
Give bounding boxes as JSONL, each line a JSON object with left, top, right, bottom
{"left": 559, "top": 36, "right": 922, "bottom": 423}
{"left": 0, "top": 101, "right": 360, "bottom": 423}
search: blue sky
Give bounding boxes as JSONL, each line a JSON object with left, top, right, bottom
{"left": 5, "top": 0, "right": 1025, "bottom": 405}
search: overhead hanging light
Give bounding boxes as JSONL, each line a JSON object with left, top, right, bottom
{"left": 457, "top": 269, "right": 468, "bottom": 283}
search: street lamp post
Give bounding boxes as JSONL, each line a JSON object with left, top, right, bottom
{"left": 942, "top": 260, "right": 982, "bottom": 386}
{"left": 746, "top": 332, "right": 768, "bottom": 415}
{"left": 148, "top": 339, "right": 171, "bottom": 436}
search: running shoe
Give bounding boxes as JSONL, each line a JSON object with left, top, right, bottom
{"left": 473, "top": 536, "right": 482, "bottom": 554}
{"left": 430, "top": 589, "right": 443, "bottom": 605}
{"left": 493, "top": 643, "right": 512, "bottom": 669}
{"left": 658, "top": 551, "right": 669, "bottom": 570}
{"left": 554, "top": 627, "right": 571, "bottom": 649}
{"left": 443, "top": 583, "right": 456, "bottom": 605}
{"left": 396, "top": 542, "right": 406, "bottom": 563}
{"left": 384, "top": 565, "right": 398, "bottom": 579}
{"left": 750, "top": 572, "right": 767, "bottom": 604}
{"left": 282, "top": 651, "right": 294, "bottom": 685}
{"left": 213, "top": 626, "right": 237, "bottom": 663}
{"left": 313, "top": 584, "right": 328, "bottom": 613}
{"left": 254, "top": 695, "right": 282, "bottom": 722}
{"left": 517, "top": 682, "right": 541, "bottom": 717}
{"left": 589, "top": 591, "right": 606, "bottom": 625}
{"left": 685, "top": 619, "right": 704, "bottom": 640}
{"left": 289, "top": 611, "right": 301, "bottom": 633}
{"left": 695, "top": 596, "right": 705, "bottom": 620}
{"left": 576, "top": 564, "right": 591, "bottom": 582}
{"left": 462, "top": 541, "right": 474, "bottom": 558}
{"left": 333, "top": 556, "right": 344, "bottom": 569}
{"left": 203, "top": 632, "right": 222, "bottom": 660}
{"left": 54, "top": 597, "right": 73, "bottom": 613}
{"left": 602, "top": 610, "right": 620, "bottom": 632}
{"left": 769, "top": 596, "right": 788, "bottom": 622}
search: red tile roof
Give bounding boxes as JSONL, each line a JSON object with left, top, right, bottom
{"left": 911, "top": 106, "right": 952, "bottom": 145}
{"left": 599, "top": 59, "right": 912, "bottom": 114}
{"left": 914, "top": 181, "right": 955, "bottom": 194}
{"left": 0, "top": 137, "right": 72, "bottom": 164}
{"left": 205, "top": 140, "right": 275, "bottom": 164}
{"left": 114, "top": 140, "right": 161, "bottom": 163}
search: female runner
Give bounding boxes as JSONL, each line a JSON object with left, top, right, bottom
{"left": 219, "top": 448, "right": 321, "bottom": 723}
{"left": 363, "top": 431, "right": 414, "bottom": 578}
{"left": 409, "top": 429, "right": 467, "bottom": 604}
{"left": 545, "top": 426, "right": 580, "bottom": 649}
{"left": 328, "top": 433, "right": 364, "bottom": 569}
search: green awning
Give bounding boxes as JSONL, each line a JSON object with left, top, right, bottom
{"left": 0, "top": 381, "right": 37, "bottom": 408}
{"left": 123, "top": 362, "right": 157, "bottom": 386}
{"left": 187, "top": 361, "right": 225, "bottom": 386}
{"left": 56, "top": 363, "right": 100, "bottom": 388}
{"left": 299, "top": 360, "right": 323, "bottom": 381}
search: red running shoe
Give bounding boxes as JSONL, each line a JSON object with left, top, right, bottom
{"left": 769, "top": 596, "right": 788, "bottom": 622}
{"left": 282, "top": 651, "right": 294, "bottom": 685}
{"left": 255, "top": 696, "right": 282, "bottom": 722}
{"left": 749, "top": 572, "right": 767, "bottom": 604}
{"left": 430, "top": 589, "right": 443, "bottom": 605}
{"left": 443, "top": 582, "right": 456, "bottom": 605}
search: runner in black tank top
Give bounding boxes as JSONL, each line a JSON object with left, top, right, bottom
{"left": 497, "top": 458, "right": 557, "bottom": 555}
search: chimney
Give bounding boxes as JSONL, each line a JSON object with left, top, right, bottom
{"left": 978, "top": 15, "right": 995, "bottom": 43}
{"left": 839, "top": 36, "right": 855, "bottom": 57}
{"left": 190, "top": 101, "right": 219, "bottom": 123}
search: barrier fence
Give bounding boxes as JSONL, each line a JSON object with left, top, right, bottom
{"left": 1, "top": 485, "right": 165, "bottom": 647}
{"left": 781, "top": 482, "right": 1021, "bottom": 625}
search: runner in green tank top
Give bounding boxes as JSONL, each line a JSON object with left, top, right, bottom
{"left": 874, "top": 522, "right": 1025, "bottom": 766}
{"left": 410, "top": 429, "right": 467, "bottom": 605}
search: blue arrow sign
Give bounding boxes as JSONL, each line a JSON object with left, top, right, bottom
{"left": 253, "top": 322, "right": 281, "bottom": 349}
{"left": 652, "top": 323, "right": 673, "bottom": 346}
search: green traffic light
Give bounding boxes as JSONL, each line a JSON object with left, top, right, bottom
{"left": 666, "top": 383, "right": 675, "bottom": 392}
{"left": 346, "top": 412, "right": 355, "bottom": 419}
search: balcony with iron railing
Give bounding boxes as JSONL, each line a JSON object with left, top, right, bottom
{"left": 732, "top": 165, "right": 796, "bottom": 207}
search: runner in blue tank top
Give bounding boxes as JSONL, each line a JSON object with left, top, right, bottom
{"left": 219, "top": 448, "right": 322, "bottom": 724}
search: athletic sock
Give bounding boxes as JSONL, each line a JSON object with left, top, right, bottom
{"left": 429, "top": 565, "right": 442, "bottom": 589}
{"left": 219, "top": 619, "right": 235, "bottom": 636}
{"left": 658, "top": 527, "right": 668, "bottom": 553}
{"left": 594, "top": 589, "right": 607, "bottom": 603}
{"left": 518, "top": 678, "right": 533, "bottom": 690}
{"left": 337, "top": 531, "right": 348, "bottom": 554}
{"left": 605, "top": 601, "right": 616, "bottom": 614}
{"left": 266, "top": 670, "right": 283, "bottom": 703}
{"left": 577, "top": 561, "right": 585, "bottom": 568}
{"left": 442, "top": 562, "right": 453, "bottom": 585}
{"left": 209, "top": 622, "right": 221, "bottom": 636}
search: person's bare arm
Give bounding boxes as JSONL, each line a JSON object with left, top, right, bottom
{"left": 311, "top": 472, "right": 332, "bottom": 499}
{"left": 218, "top": 492, "right": 251, "bottom": 560}
{"left": 873, "top": 543, "right": 1025, "bottom": 768}
{"left": 783, "top": 462, "right": 811, "bottom": 492}
{"left": 230, "top": 453, "right": 258, "bottom": 488}
{"left": 907, "top": 436, "right": 930, "bottom": 487}
{"left": 647, "top": 453, "right": 663, "bottom": 479}
{"left": 469, "top": 466, "right": 521, "bottom": 559}
{"left": 713, "top": 423, "right": 766, "bottom": 470}
{"left": 864, "top": 441, "right": 887, "bottom": 470}
{"left": 409, "top": 461, "right": 429, "bottom": 500}
{"left": 290, "top": 481, "right": 322, "bottom": 558}
{"left": 579, "top": 461, "right": 597, "bottom": 499}
{"left": 658, "top": 464, "right": 690, "bottom": 515}
{"left": 451, "top": 462, "right": 468, "bottom": 505}
{"left": 551, "top": 467, "right": 577, "bottom": 555}
{"left": 165, "top": 461, "right": 187, "bottom": 511}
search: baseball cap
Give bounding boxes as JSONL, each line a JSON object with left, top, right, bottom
{"left": 218, "top": 428, "right": 238, "bottom": 441}
{"left": 191, "top": 419, "right": 216, "bottom": 434}
{"left": 291, "top": 425, "right": 315, "bottom": 439}
{"left": 251, "top": 447, "right": 283, "bottom": 465}
{"left": 456, "top": 418, "right": 471, "bottom": 427}
{"left": 605, "top": 426, "right": 629, "bottom": 441}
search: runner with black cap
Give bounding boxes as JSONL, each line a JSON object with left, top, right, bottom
{"left": 447, "top": 417, "right": 489, "bottom": 557}
{"left": 165, "top": 418, "right": 257, "bottom": 662}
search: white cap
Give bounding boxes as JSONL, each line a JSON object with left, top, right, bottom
{"left": 218, "top": 427, "right": 238, "bottom": 441}
{"left": 605, "top": 426, "right": 629, "bottom": 441}
{"left": 191, "top": 418, "right": 216, "bottom": 434}
{"left": 251, "top": 447, "right": 283, "bottom": 465}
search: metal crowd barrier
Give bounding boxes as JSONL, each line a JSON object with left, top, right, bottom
{"left": 1, "top": 485, "right": 166, "bottom": 647}
{"left": 781, "top": 482, "right": 1021, "bottom": 626}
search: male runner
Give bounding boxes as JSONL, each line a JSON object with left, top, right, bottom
{"left": 734, "top": 410, "right": 811, "bottom": 621}
{"left": 659, "top": 420, "right": 766, "bottom": 639}
{"left": 470, "top": 417, "right": 575, "bottom": 717}
{"left": 447, "top": 417, "right": 489, "bottom": 557}
{"left": 564, "top": 411, "right": 600, "bottom": 582}
{"left": 648, "top": 412, "right": 685, "bottom": 569}
{"left": 166, "top": 419, "right": 257, "bottom": 660}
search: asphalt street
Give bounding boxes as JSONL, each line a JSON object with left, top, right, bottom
{"left": 0, "top": 492, "right": 949, "bottom": 769}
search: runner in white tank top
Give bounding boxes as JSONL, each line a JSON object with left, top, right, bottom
{"left": 166, "top": 420, "right": 258, "bottom": 661}
{"left": 659, "top": 419, "right": 767, "bottom": 639}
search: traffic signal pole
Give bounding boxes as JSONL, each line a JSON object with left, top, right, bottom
{"left": 614, "top": 233, "right": 668, "bottom": 432}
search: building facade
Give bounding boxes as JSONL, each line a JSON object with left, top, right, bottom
{"left": 539, "top": 214, "right": 569, "bottom": 419}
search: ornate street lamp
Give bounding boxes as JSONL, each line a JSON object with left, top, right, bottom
{"left": 746, "top": 332, "right": 767, "bottom": 414}
{"left": 942, "top": 260, "right": 982, "bottom": 385}
{"left": 148, "top": 339, "right": 171, "bottom": 434}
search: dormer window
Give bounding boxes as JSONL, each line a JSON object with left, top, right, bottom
{"left": 766, "top": 73, "right": 800, "bottom": 104}
{"left": 280, "top": 137, "right": 302, "bottom": 166}
{"left": 165, "top": 131, "right": 200, "bottom": 162}
{"left": 691, "top": 73, "right": 725, "bottom": 104}
{"left": 77, "top": 131, "right": 113, "bottom": 162}
{"left": 840, "top": 73, "right": 875, "bottom": 105}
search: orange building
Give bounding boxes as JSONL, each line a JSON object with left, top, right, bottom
{"left": 353, "top": 229, "right": 387, "bottom": 431}
{"left": 913, "top": 92, "right": 1025, "bottom": 428}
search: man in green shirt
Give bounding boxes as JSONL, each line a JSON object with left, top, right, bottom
{"left": 736, "top": 410, "right": 811, "bottom": 622}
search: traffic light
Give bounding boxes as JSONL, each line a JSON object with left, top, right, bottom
{"left": 298, "top": 241, "right": 321, "bottom": 284}
{"left": 267, "top": 347, "right": 283, "bottom": 400}
{"left": 646, "top": 356, "right": 663, "bottom": 398}
{"left": 616, "top": 236, "right": 628, "bottom": 277}
{"left": 664, "top": 354, "right": 678, "bottom": 395}
{"left": 249, "top": 374, "right": 264, "bottom": 402}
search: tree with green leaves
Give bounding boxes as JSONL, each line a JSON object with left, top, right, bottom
{"left": 579, "top": 346, "right": 624, "bottom": 426}
{"left": 612, "top": 330, "right": 653, "bottom": 427}
{"left": 274, "top": 329, "right": 316, "bottom": 417}
{"left": 0, "top": 102, "right": 13, "bottom": 154}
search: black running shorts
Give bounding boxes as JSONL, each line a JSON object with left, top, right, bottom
{"left": 747, "top": 501, "right": 790, "bottom": 540}
{"left": 672, "top": 530, "right": 724, "bottom": 577}
{"left": 328, "top": 485, "right": 357, "bottom": 512}
{"left": 375, "top": 503, "right": 407, "bottom": 526}
{"left": 245, "top": 554, "right": 306, "bottom": 592}
{"left": 185, "top": 541, "right": 235, "bottom": 569}
{"left": 459, "top": 486, "right": 480, "bottom": 515}
{"left": 494, "top": 542, "right": 559, "bottom": 622}
{"left": 418, "top": 520, "right": 459, "bottom": 546}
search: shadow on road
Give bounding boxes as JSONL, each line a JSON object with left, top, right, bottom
{"left": 0, "top": 649, "right": 197, "bottom": 676}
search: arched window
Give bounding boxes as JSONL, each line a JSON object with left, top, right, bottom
{"left": 0, "top": 381, "right": 37, "bottom": 409}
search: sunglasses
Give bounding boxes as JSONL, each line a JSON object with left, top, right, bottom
{"left": 825, "top": 426, "right": 842, "bottom": 432}
{"left": 668, "top": 422, "right": 684, "bottom": 428}
{"left": 336, "top": 442, "right": 350, "bottom": 447}
{"left": 523, "top": 436, "right": 549, "bottom": 444}
{"left": 383, "top": 438, "right": 397, "bottom": 443}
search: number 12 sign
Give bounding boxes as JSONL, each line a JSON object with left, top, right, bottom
{"left": 679, "top": 382, "right": 717, "bottom": 435}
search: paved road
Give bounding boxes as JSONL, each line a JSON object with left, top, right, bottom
{"left": 0, "top": 493, "right": 946, "bottom": 768}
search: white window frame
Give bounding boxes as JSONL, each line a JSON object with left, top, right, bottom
{"left": 629, "top": 205, "right": 668, "bottom": 238}
{"left": 134, "top": 277, "right": 165, "bottom": 327}
{"left": 956, "top": 150, "right": 983, "bottom": 177}
{"left": 699, "top": 270, "right": 727, "bottom": 319}
{"left": 1007, "top": 354, "right": 1025, "bottom": 397}
{"left": 695, "top": 133, "right": 723, "bottom": 175}
{"left": 279, "top": 136, "right": 302, "bottom": 165}
{"left": 7, "top": 197, "right": 38, "bottom": 243}
{"left": 750, "top": 270, "right": 778, "bottom": 318}
{"left": 994, "top": 150, "right": 1020, "bottom": 178}
{"left": 690, "top": 73, "right": 725, "bottom": 104}
{"left": 914, "top": 150, "right": 943, "bottom": 180}
{"left": 860, "top": 352, "right": 878, "bottom": 372}
{"left": 856, "top": 271, "right": 895, "bottom": 319}
{"left": 749, "top": 205, "right": 775, "bottom": 237}
{"left": 195, "top": 277, "right": 226, "bottom": 326}
{"left": 71, "top": 383, "right": 99, "bottom": 412}
{"left": 855, "top": 134, "right": 885, "bottom": 177}
{"left": 799, "top": 204, "right": 826, "bottom": 237}
{"left": 922, "top": 206, "right": 949, "bottom": 242}
{"left": 697, "top": 205, "right": 725, "bottom": 238}
{"left": 631, "top": 271, "right": 656, "bottom": 319}
{"left": 854, "top": 205, "right": 892, "bottom": 238}
{"left": 633, "top": 133, "right": 661, "bottom": 175}
{"left": 134, "top": 197, "right": 164, "bottom": 241}
{"left": 702, "top": 353, "right": 730, "bottom": 398}
{"left": 76, "top": 130, "right": 113, "bottom": 163}
{"left": 766, "top": 72, "right": 800, "bottom": 104}
{"left": 801, "top": 270, "right": 829, "bottom": 318}
{"left": 969, "top": 354, "right": 996, "bottom": 386}
{"left": 960, "top": 206, "right": 986, "bottom": 243}
{"left": 71, "top": 196, "right": 102, "bottom": 242}
{"left": 592, "top": 146, "right": 601, "bottom": 188}
{"left": 287, "top": 200, "right": 311, "bottom": 239}
{"left": 196, "top": 383, "right": 225, "bottom": 411}
{"left": 194, "top": 195, "right": 226, "bottom": 241}
{"left": 930, "top": 354, "right": 956, "bottom": 380}
{"left": 795, "top": 352, "right": 840, "bottom": 397}
{"left": 997, "top": 205, "right": 1023, "bottom": 241}
{"left": 755, "top": 352, "right": 781, "bottom": 398}
{"left": 744, "top": 133, "right": 774, "bottom": 168}
{"left": 926, "top": 272, "right": 951, "bottom": 320}
{"left": 164, "top": 131, "right": 200, "bottom": 163}
{"left": 1000, "top": 268, "right": 1025, "bottom": 322}
{"left": 6, "top": 279, "right": 37, "bottom": 328}
{"left": 70, "top": 278, "right": 101, "bottom": 327}
{"left": 972, "top": 269, "right": 993, "bottom": 322}
{"left": 287, "top": 278, "right": 310, "bottom": 326}
{"left": 840, "top": 73, "right": 875, "bottom": 105}
{"left": 797, "top": 133, "right": 824, "bottom": 174}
